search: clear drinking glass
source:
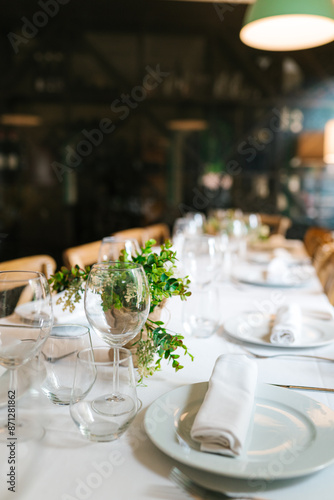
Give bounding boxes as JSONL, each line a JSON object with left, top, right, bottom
{"left": 172, "top": 217, "right": 199, "bottom": 255}
{"left": 182, "top": 285, "right": 219, "bottom": 338}
{"left": 185, "top": 212, "right": 206, "bottom": 233}
{"left": 181, "top": 234, "right": 221, "bottom": 287}
{"left": 39, "top": 324, "right": 93, "bottom": 405}
{"left": 98, "top": 237, "right": 140, "bottom": 263}
{"left": 84, "top": 262, "right": 150, "bottom": 416}
{"left": 70, "top": 347, "right": 138, "bottom": 442}
{"left": 0, "top": 270, "right": 53, "bottom": 440}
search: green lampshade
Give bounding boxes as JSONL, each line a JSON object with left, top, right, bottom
{"left": 240, "top": 0, "right": 334, "bottom": 51}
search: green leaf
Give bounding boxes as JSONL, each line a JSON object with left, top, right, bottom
{"left": 48, "top": 238, "right": 193, "bottom": 380}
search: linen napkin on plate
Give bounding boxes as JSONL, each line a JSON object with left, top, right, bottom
{"left": 190, "top": 354, "right": 258, "bottom": 457}
{"left": 264, "top": 257, "right": 290, "bottom": 283}
{"left": 272, "top": 248, "right": 294, "bottom": 264}
{"left": 270, "top": 304, "right": 302, "bottom": 345}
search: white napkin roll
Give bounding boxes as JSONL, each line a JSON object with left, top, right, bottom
{"left": 270, "top": 304, "right": 302, "bottom": 345}
{"left": 190, "top": 354, "right": 258, "bottom": 457}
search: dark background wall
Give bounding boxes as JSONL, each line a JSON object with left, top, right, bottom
{"left": 1, "top": 0, "right": 334, "bottom": 266}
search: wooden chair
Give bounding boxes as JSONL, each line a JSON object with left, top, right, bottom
{"left": 324, "top": 262, "right": 334, "bottom": 305}
{"left": 0, "top": 255, "right": 57, "bottom": 280}
{"left": 258, "top": 214, "right": 291, "bottom": 236}
{"left": 143, "top": 223, "right": 170, "bottom": 245}
{"left": 304, "top": 226, "right": 333, "bottom": 259}
{"left": 323, "top": 254, "right": 334, "bottom": 296}
{"left": 313, "top": 242, "right": 334, "bottom": 284}
{"left": 63, "top": 223, "right": 170, "bottom": 269}
{"left": 111, "top": 228, "right": 147, "bottom": 247}
{"left": 62, "top": 240, "right": 101, "bottom": 269}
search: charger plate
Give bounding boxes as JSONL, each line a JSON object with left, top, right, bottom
{"left": 144, "top": 382, "right": 334, "bottom": 480}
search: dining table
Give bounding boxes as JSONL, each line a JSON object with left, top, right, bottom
{"left": 1, "top": 238, "right": 334, "bottom": 500}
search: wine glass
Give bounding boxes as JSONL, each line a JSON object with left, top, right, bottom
{"left": 181, "top": 234, "right": 222, "bottom": 287}
{"left": 180, "top": 235, "right": 222, "bottom": 338}
{"left": 84, "top": 262, "right": 150, "bottom": 416}
{"left": 0, "top": 270, "right": 53, "bottom": 440}
{"left": 185, "top": 212, "right": 206, "bottom": 233}
{"left": 98, "top": 237, "right": 140, "bottom": 263}
{"left": 172, "top": 217, "right": 199, "bottom": 255}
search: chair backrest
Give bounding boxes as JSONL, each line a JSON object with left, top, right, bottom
{"left": 324, "top": 258, "right": 334, "bottom": 305}
{"left": 0, "top": 255, "right": 57, "bottom": 279}
{"left": 143, "top": 223, "right": 170, "bottom": 245}
{"left": 62, "top": 240, "right": 101, "bottom": 269}
{"left": 258, "top": 214, "right": 291, "bottom": 236}
{"left": 313, "top": 241, "right": 334, "bottom": 282}
{"left": 304, "top": 226, "right": 333, "bottom": 258}
{"left": 63, "top": 224, "right": 171, "bottom": 270}
{"left": 111, "top": 228, "right": 147, "bottom": 247}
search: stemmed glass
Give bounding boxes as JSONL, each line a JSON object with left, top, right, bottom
{"left": 0, "top": 271, "right": 53, "bottom": 440}
{"left": 84, "top": 262, "right": 150, "bottom": 416}
{"left": 181, "top": 235, "right": 221, "bottom": 338}
{"left": 181, "top": 234, "right": 221, "bottom": 287}
{"left": 98, "top": 237, "right": 140, "bottom": 263}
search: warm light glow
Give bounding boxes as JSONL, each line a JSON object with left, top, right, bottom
{"left": 0, "top": 114, "right": 42, "bottom": 127}
{"left": 167, "top": 119, "right": 208, "bottom": 131}
{"left": 240, "top": 14, "right": 334, "bottom": 51}
{"left": 324, "top": 120, "right": 334, "bottom": 164}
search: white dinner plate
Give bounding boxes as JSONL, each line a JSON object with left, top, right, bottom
{"left": 51, "top": 291, "right": 87, "bottom": 324}
{"left": 15, "top": 291, "right": 87, "bottom": 325}
{"left": 145, "top": 382, "right": 334, "bottom": 480}
{"left": 248, "top": 237, "right": 304, "bottom": 252}
{"left": 232, "top": 268, "right": 312, "bottom": 288}
{"left": 224, "top": 312, "right": 334, "bottom": 348}
{"left": 247, "top": 252, "right": 310, "bottom": 267}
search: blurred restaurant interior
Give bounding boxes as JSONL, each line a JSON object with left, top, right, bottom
{"left": 1, "top": 0, "right": 334, "bottom": 266}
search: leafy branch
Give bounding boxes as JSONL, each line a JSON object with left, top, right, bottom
{"left": 48, "top": 239, "right": 193, "bottom": 378}
{"left": 135, "top": 318, "right": 194, "bottom": 382}
{"left": 49, "top": 265, "right": 90, "bottom": 313}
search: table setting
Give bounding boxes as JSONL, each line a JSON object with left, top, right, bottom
{"left": 1, "top": 233, "right": 334, "bottom": 500}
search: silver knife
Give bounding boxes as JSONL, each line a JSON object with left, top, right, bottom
{"left": 271, "top": 383, "right": 334, "bottom": 392}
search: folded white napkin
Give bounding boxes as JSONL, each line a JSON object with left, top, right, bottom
{"left": 272, "top": 248, "right": 293, "bottom": 263}
{"left": 270, "top": 304, "right": 302, "bottom": 345}
{"left": 265, "top": 257, "right": 290, "bottom": 283}
{"left": 190, "top": 354, "right": 258, "bottom": 457}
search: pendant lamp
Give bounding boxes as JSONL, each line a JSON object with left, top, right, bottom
{"left": 240, "top": 0, "right": 334, "bottom": 51}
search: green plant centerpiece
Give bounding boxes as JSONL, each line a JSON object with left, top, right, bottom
{"left": 49, "top": 239, "right": 193, "bottom": 381}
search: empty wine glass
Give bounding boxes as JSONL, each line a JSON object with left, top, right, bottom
{"left": 98, "top": 237, "right": 140, "bottom": 263}
{"left": 84, "top": 262, "right": 150, "bottom": 416}
{"left": 0, "top": 270, "right": 53, "bottom": 440}
{"left": 181, "top": 234, "right": 221, "bottom": 287}
{"left": 180, "top": 235, "right": 222, "bottom": 337}
{"left": 185, "top": 212, "right": 206, "bottom": 233}
{"left": 172, "top": 217, "right": 199, "bottom": 255}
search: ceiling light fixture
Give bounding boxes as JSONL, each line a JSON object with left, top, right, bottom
{"left": 240, "top": 0, "right": 334, "bottom": 51}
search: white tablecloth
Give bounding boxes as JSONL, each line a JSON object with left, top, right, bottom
{"left": 1, "top": 248, "right": 334, "bottom": 500}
